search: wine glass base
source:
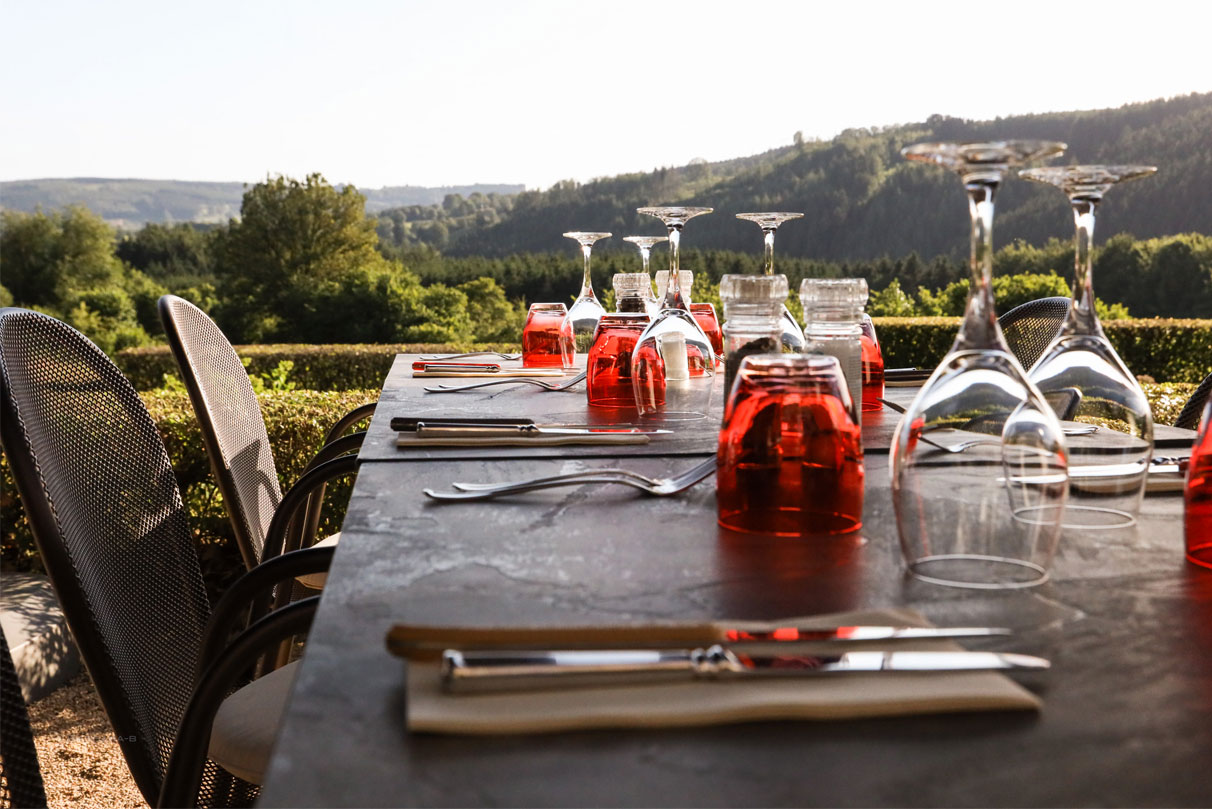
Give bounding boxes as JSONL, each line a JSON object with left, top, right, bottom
{"left": 1059, "top": 505, "right": 1138, "bottom": 530}
{"left": 639, "top": 410, "right": 710, "bottom": 422}
{"left": 1187, "top": 542, "right": 1212, "bottom": 570}
{"left": 906, "top": 554, "right": 1050, "bottom": 590}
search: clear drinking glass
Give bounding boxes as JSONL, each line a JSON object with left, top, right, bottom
{"left": 891, "top": 140, "right": 1069, "bottom": 589}
{"left": 717, "top": 354, "right": 864, "bottom": 536}
{"left": 630, "top": 207, "right": 716, "bottom": 420}
{"left": 563, "top": 231, "right": 611, "bottom": 355}
{"left": 736, "top": 212, "right": 806, "bottom": 351}
{"left": 522, "top": 302, "right": 574, "bottom": 369}
{"left": 1019, "top": 165, "right": 1158, "bottom": 529}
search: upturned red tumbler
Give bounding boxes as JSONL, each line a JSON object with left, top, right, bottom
{"left": 1186, "top": 399, "right": 1212, "bottom": 569}
{"left": 586, "top": 314, "right": 649, "bottom": 409}
{"left": 522, "top": 303, "right": 574, "bottom": 369}
{"left": 717, "top": 354, "right": 864, "bottom": 536}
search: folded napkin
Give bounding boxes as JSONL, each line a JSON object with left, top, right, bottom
{"left": 396, "top": 432, "right": 649, "bottom": 448}
{"left": 398, "top": 608, "right": 1041, "bottom": 735}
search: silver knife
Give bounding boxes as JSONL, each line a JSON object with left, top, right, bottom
{"left": 415, "top": 423, "right": 672, "bottom": 437}
{"left": 440, "top": 644, "right": 1049, "bottom": 693}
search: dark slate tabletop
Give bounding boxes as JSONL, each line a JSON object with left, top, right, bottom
{"left": 259, "top": 356, "right": 1210, "bottom": 808}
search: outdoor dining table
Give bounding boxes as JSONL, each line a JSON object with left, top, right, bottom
{"left": 258, "top": 355, "right": 1211, "bottom": 807}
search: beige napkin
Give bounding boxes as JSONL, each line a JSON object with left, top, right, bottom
{"left": 403, "top": 608, "right": 1042, "bottom": 735}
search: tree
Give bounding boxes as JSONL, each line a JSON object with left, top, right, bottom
{"left": 212, "top": 174, "right": 400, "bottom": 342}
{"left": 0, "top": 206, "right": 126, "bottom": 307}
{"left": 0, "top": 206, "right": 153, "bottom": 352}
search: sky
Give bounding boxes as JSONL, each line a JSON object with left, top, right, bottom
{"left": 2, "top": 0, "right": 1209, "bottom": 192}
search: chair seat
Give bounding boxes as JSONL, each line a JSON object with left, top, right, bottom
{"left": 209, "top": 660, "right": 299, "bottom": 784}
{"left": 297, "top": 533, "right": 339, "bottom": 590}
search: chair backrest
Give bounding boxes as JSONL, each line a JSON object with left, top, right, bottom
{"left": 998, "top": 296, "right": 1070, "bottom": 370}
{"left": 1, "top": 627, "right": 46, "bottom": 809}
{"left": 158, "top": 295, "right": 281, "bottom": 569}
{"left": 0, "top": 308, "right": 212, "bottom": 805}
{"left": 1175, "top": 373, "right": 1212, "bottom": 431}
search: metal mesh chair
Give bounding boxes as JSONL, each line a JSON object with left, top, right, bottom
{"left": 158, "top": 295, "right": 373, "bottom": 575}
{"left": 1, "top": 628, "right": 46, "bottom": 809}
{"left": 0, "top": 308, "right": 338, "bottom": 807}
{"left": 997, "top": 296, "right": 1071, "bottom": 371}
{"left": 1175, "top": 373, "right": 1212, "bottom": 431}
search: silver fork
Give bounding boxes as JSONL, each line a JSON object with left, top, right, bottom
{"left": 423, "top": 457, "right": 716, "bottom": 501}
{"left": 425, "top": 370, "right": 587, "bottom": 394}
{"left": 419, "top": 351, "right": 522, "bottom": 361}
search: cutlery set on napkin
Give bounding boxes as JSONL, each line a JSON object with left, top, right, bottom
{"left": 388, "top": 609, "right": 1048, "bottom": 734}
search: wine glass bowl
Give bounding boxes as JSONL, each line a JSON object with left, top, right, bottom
{"left": 1019, "top": 164, "right": 1159, "bottom": 529}
{"left": 891, "top": 140, "right": 1069, "bottom": 589}
{"left": 563, "top": 231, "right": 612, "bottom": 355}
{"left": 735, "top": 211, "right": 806, "bottom": 351}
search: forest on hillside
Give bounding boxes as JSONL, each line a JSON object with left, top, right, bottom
{"left": 373, "top": 93, "right": 1212, "bottom": 260}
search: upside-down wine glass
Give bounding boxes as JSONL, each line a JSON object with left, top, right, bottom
{"left": 630, "top": 206, "right": 716, "bottom": 419}
{"left": 735, "top": 212, "right": 806, "bottom": 351}
{"left": 623, "top": 235, "right": 667, "bottom": 315}
{"left": 891, "top": 141, "right": 1070, "bottom": 589}
{"left": 1019, "top": 164, "right": 1158, "bottom": 529}
{"left": 563, "top": 231, "right": 611, "bottom": 356}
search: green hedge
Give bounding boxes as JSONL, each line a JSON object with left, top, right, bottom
{"left": 115, "top": 320, "right": 1208, "bottom": 393}
{"left": 874, "top": 317, "right": 1211, "bottom": 383}
{"left": 1, "top": 389, "right": 376, "bottom": 601}
{"left": 116, "top": 342, "right": 521, "bottom": 391}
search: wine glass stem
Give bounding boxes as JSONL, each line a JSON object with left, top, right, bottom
{"left": 1066, "top": 197, "right": 1102, "bottom": 336}
{"left": 640, "top": 247, "right": 650, "bottom": 275}
{"left": 580, "top": 243, "right": 596, "bottom": 300}
{"left": 666, "top": 225, "right": 685, "bottom": 307}
{"left": 763, "top": 228, "right": 776, "bottom": 275}
{"left": 955, "top": 179, "right": 1001, "bottom": 352}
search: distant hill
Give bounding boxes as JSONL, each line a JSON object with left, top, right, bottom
{"left": 373, "top": 92, "right": 1212, "bottom": 261}
{"left": 0, "top": 178, "right": 525, "bottom": 229}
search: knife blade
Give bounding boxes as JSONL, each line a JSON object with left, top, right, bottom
{"left": 414, "top": 423, "right": 672, "bottom": 437}
{"left": 385, "top": 623, "right": 1013, "bottom": 658}
{"left": 440, "top": 645, "right": 1049, "bottom": 693}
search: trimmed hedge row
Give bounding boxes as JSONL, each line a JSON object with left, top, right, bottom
{"left": 116, "top": 342, "right": 521, "bottom": 391}
{"left": 875, "top": 318, "right": 1211, "bottom": 383}
{"left": 1, "top": 389, "right": 376, "bottom": 600}
{"left": 116, "top": 319, "right": 1210, "bottom": 391}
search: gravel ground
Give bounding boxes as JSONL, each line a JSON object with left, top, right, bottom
{"left": 28, "top": 671, "right": 145, "bottom": 808}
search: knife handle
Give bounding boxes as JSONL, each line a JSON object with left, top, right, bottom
{"left": 440, "top": 646, "right": 738, "bottom": 693}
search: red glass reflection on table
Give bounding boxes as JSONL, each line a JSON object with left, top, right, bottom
{"left": 522, "top": 303, "right": 573, "bottom": 369}
{"left": 1186, "top": 400, "right": 1212, "bottom": 569}
{"left": 690, "top": 303, "right": 723, "bottom": 364}
{"left": 859, "top": 317, "right": 884, "bottom": 413}
{"left": 717, "top": 354, "right": 864, "bottom": 536}
{"left": 586, "top": 314, "right": 648, "bottom": 410}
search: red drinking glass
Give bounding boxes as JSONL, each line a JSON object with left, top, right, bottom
{"left": 1186, "top": 400, "right": 1212, "bottom": 569}
{"left": 859, "top": 314, "right": 885, "bottom": 413}
{"left": 690, "top": 303, "right": 723, "bottom": 364}
{"left": 522, "top": 303, "right": 573, "bottom": 369}
{"left": 717, "top": 354, "right": 864, "bottom": 536}
{"left": 586, "top": 314, "right": 649, "bottom": 410}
